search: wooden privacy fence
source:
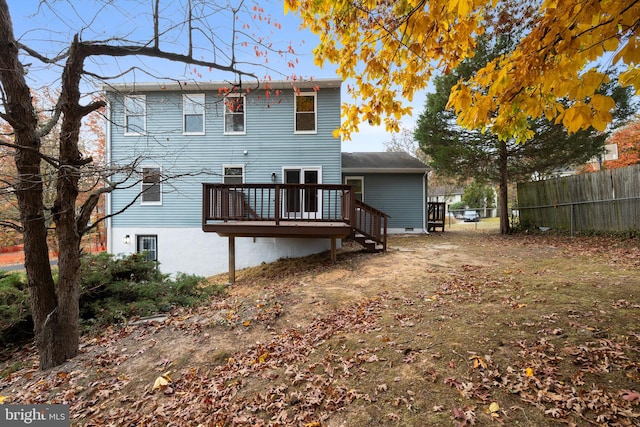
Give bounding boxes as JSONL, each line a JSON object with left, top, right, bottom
{"left": 517, "top": 164, "right": 640, "bottom": 234}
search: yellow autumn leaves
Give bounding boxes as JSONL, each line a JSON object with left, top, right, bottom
{"left": 286, "top": 0, "right": 640, "bottom": 142}
{"left": 152, "top": 372, "right": 172, "bottom": 391}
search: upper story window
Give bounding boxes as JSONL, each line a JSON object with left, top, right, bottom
{"left": 295, "top": 92, "right": 317, "bottom": 134}
{"left": 125, "top": 95, "right": 146, "bottom": 135}
{"left": 223, "top": 165, "right": 244, "bottom": 184}
{"left": 224, "top": 94, "right": 245, "bottom": 134}
{"left": 183, "top": 94, "right": 205, "bottom": 134}
{"left": 141, "top": 166, "right": 161, "bottom": 205}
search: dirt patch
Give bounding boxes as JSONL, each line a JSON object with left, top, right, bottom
{"left": 2, "top": 229, "right": 640, "bottom": 426}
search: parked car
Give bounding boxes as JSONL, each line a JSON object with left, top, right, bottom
{"left": 463, "top": 210, "right": 480, "bottom": 222}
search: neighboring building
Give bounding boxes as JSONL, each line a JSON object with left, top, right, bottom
{"left": 428, "top": 185, "right": 464, "bottom": 205}
{"left": 105, "top": 79, "right": 347, "bottom": 277}
{"left": 429, "top": 184, "right": 498, "bottom": 218}
{"left": 342, "top": 152, "right": 430, "bottom": 233}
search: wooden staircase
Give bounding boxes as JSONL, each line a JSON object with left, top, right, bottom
{"left": 350, "top": 199, "right": 389, "bottom": 252}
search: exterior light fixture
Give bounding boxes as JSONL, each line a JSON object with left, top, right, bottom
{"left": 271, "top": 172, "right": 277, "bottom": 182}
{"left": 123, "top": 235, "right": 131, "bottom": 245}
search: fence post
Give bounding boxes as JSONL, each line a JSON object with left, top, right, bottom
{"left": 570, "top": 203, "right": 575, "bottom": 237}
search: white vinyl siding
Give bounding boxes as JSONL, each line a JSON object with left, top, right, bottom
{"left": 183, "top": 94, "right": 205, "bottom": 134}
{"left": 224, "top": 94, "right": 245, "bottom": 134}
{"left": 294, "top": 93, "right": 317, "bottom": 134}
{"left": 141, "top": 167, "right": 162, "bottom": 205}
{"left": 125, "top": 95, "right": 146, "bottom": 135}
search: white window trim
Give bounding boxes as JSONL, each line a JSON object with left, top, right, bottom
{"left": 141, "top": 166, "right": 162, "bottom": 206}
{"left": 183, "top": 94, "right": 206, "bottom": 135}
{"left": 344, "top": 176, "right": 364, "bottom": 202}
{"left": 223, "top": 93, "right": 246, "bottom": 135}
{"left": 294, "top": 92, "right": 317, "bottom": 135}
{"left": 222, "top": 164, "right": 245, "bottom": 183}
{"left": 124, "top": 95, "right": 146, "bottom": 136}
{"left": 281, "top": 166, "right": 323, "bottom": 184}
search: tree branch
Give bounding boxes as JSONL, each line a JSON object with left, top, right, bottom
{"left": 78, "top": 99, "right": 106, "bottom": 117}
{"left": 36, "top": 94, "right": 63, "bottom": 138}
{"left": 79, "top": 43, "right": 258, "bottom": 81}
{"left": 0, "top": 137, "right": 60, "bottom": 168}
{"left": 0, "top": 220, "right": 23, "bottom": 232}
{"left": 17, "top": 42, "right": 69, "bottom": 64}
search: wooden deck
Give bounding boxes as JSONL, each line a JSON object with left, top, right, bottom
{"left": 203, "top": 220, "right": 353, "bottom": 238}
{"left": 202, "top": 183, "right": 389, "bottom": 282}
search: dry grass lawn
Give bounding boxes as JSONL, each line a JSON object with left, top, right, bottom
{"left": 2, "top": 224, "right": 640, "bottom": 426}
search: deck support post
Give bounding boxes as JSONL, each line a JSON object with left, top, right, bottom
{"left": 330, "top": 237, "right": 337, "bottom": 262}
{"left": 229, "top": 236, "right": 236, "bottom": 284}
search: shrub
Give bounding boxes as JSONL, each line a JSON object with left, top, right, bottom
{"left": 0, "top": 272, "right": 32, "bottom": 352}
{"left": 79, "top": 253, "right": 225, "bottom": 328}
{"left": 449, "top": 201, "right": 465, "bottom": 211}
{"left": 1, "top": 252, "right": 226, "bottom": 350}
{"left": 0, "top": 273, "right": 28, "bottom": 326}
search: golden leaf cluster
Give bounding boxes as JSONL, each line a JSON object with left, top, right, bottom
{"left": 286, "top": 0, "right": 640, "bottom": 142}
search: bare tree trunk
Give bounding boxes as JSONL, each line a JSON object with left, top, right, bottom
{"left": 0, "top": 1, "right": 66, "bottom": 369}
{"left": 48, "top": 37, "right": 87, "bottom": 369}
{"left": 33, "top": 34, "right": 97, "bottom": 370}
{"left": 498, "top": 140, "right": 510, "bottom": 235}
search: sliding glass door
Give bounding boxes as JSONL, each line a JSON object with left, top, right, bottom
{"left": 283, "top": 168, "right": 321, "bottom": 218}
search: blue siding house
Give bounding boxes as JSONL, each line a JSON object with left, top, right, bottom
{"left": 342, "top": 152, "right": 430, "bottom": 233}
{"left": 106, "top": 79, "right": 353, "bottom": 278}
{"left": 104, "top": 79, "right": 350, "bottom": 275}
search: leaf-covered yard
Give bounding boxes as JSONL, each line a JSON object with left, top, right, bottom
{"left": 1, "top": 229, "right": 639, "bottom": 426}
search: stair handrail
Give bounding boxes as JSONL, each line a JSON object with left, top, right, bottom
{"left": 352, "top": 199, "right": 389, "bottom": 251}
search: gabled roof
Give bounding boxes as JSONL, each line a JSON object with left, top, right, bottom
{"left": 103, "top": 78, "right": 342, "bottom": 93}
{"left": 342, "top": 152, "right": 429, "bottom": 174}
{"left": 429, "top": 186, "right": 465, "bottom": 197}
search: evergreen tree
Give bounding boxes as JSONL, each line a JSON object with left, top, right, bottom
{"left": 415, "top": 30, "right": 635, "bottom": 234}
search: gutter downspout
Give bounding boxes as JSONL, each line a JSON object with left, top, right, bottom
{"left": 423, "top": 171, "right": 429, "bottom": 234}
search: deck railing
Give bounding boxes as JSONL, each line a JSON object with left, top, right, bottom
{"left": 202, "top": 183, "right": 389, "bottom": 248}
{"left": 353, "top": 199, "right": 388, "bottom": 250}
{"left": 203, "top": 183, "right": 355, "bottom": 225}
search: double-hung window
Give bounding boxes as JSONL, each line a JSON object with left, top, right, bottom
{"left": 141, "top": 167, "right": 161, "bottom": 205}
{"left": 222, "top": 166, "right": 244, "bottom": 218}
{"left": 183, "top": 94, "right": 205, "bottom": 134}
{"left": 223, "top": 165, "right": 244, "bottom": 184}
{"left": 345, "top": 177, "right": 364, "bottom": 201}
{"left": 182, "top": 93, "right": 204, "bottom": 135}
{"left": 295, "top": 92, "right": 316, "bottom": 133}
{"left": 224, "top": 94, "right": 245, "bottom": 134}
{"left": 124, "top": 95, "right": 146, "bottom": 135}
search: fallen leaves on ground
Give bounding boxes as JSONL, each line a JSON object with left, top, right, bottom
{"left": 1, "top": 232, "right": 639, "bottom": 426}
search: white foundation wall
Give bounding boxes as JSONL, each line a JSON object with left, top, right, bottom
{"left": 388, "top": 228, "right": 428, "bottom": 234}
{"left": 109, "top": 227, "right": 335, "bottom": 277}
